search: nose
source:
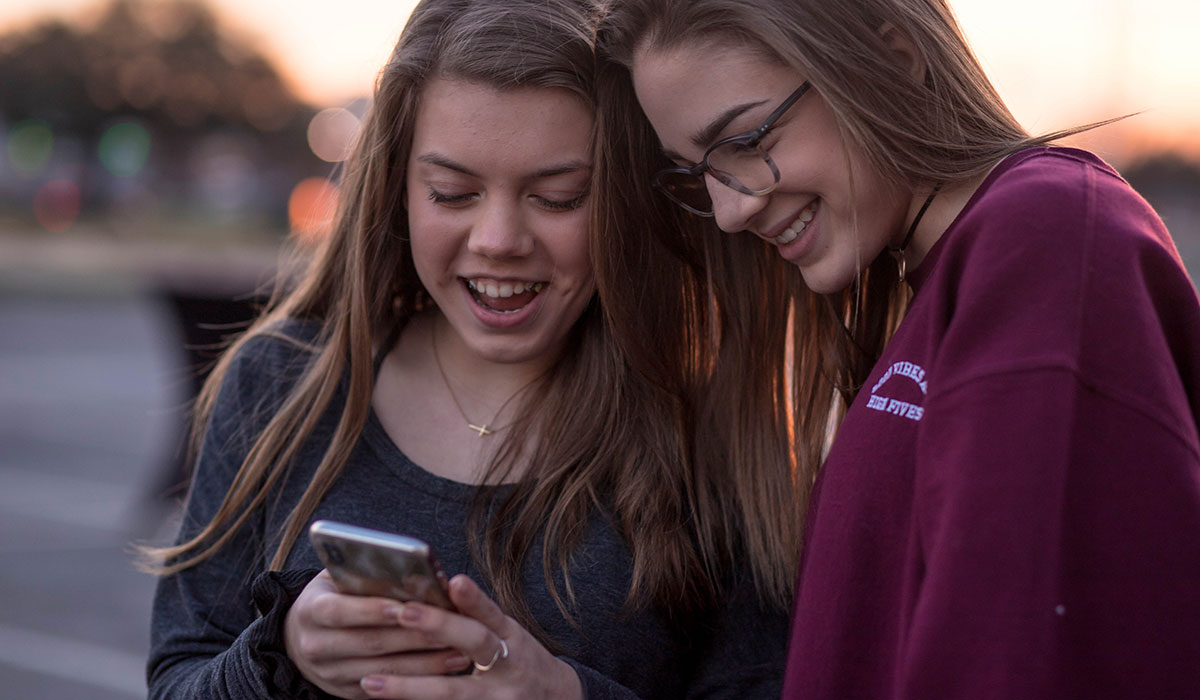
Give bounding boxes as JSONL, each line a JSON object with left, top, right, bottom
{"left": 467, "top": 198, "right": 535, "bottom": 259}
{"left": 706, "top": 174, "right": 768, "bottom": 235}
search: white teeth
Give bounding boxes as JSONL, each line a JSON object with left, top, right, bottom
{"left": 772, "top": 202, "right": 818, "bottom": 246}
{"left": 467, "top": 279, "right": 545, "bottom": 298}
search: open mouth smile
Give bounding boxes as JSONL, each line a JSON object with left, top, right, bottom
{"left": 464, "top": 277, "right": 547, "bottom": 313}
{"left": 770, "top": 200, "right": 819, "bottom": 246}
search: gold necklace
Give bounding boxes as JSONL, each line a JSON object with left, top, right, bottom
{"left": 430, "top": 322, "right": 527, "bottom": 438}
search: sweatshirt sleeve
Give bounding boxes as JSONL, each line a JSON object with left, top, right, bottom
{"left": 901, "top": 369, "right": 1200, "bottom": 699}
{"left": 896, "top": 168, "right": 1200, "bottom": 699}
{"left": 146, "top": 331, "right": 324, "bottom": 700}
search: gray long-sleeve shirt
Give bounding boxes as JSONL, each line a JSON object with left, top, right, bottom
{"left": 147, "top": 321, "right": 787, "bottom": 699}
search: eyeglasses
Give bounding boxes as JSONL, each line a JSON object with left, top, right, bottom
{"left": 652, "top": 82, "right": 811, "bottom": 217}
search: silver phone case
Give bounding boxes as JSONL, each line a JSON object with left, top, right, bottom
{"left": 308, "top": 520, "right": 454, "bottom": 609}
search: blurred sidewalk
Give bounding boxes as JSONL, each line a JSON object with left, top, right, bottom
{"left": 0, "top": 233, "right": 284, "bottom": 698}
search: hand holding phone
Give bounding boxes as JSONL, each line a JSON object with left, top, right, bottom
{"left": 308, "top": 520, "right": 455, "bottom": 610}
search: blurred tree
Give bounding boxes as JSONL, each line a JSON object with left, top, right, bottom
{"left": 0, "top": 1, "right": 336, "bottom": 496}
{"left": 0, "top": 0, "right": 326, "bottom": 226}
{"left": 0, "top": 20, "right": 100, "bottom": 133}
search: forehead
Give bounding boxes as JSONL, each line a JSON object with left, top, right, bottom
{"left": 410, "top": 78, "right": 593, "bottom": 165}
{"left": 630, "top": 43, "right": 800, "bottom": 152}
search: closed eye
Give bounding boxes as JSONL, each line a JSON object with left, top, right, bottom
{"left": 661, "top": 149, "right": 696, "bottom": 169}
{"left": 533, "top": 191, "right": 588, "bottom": 212}
{"left": 724, "top": 139, "right": 759, "bottom": 154}
{"left": 427, "top": 188, "right": 475, "bottom": 207}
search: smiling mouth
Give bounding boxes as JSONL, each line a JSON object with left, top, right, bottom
{"left": 464, "top": 278, "right": 547, "bottom": 313}
{"left": 771, "top": 200, "right": 819, "bottom": 245}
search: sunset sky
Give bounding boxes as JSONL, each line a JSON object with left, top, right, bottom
{"left": 3, "top": 0, "right": 1199, "bottom": 157}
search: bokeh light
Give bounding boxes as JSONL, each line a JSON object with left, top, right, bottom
{"left": 288, "top": 176, "right": 339, "bottom": 241}
{"left": 7, "top": 119, "right": 54, "bottom": 178}
{"left": 33, "top": 179, "right": 82, "bottom": 233}
{"left": 98, "top": 122, "right": 152, "bottom": 178}
{"left": 307, "top": 107, "right": 360, "bottom": 163}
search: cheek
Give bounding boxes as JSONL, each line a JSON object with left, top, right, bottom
{"left": 547, "top": 220, "right": 593, "bottom": 285}
{"left": 407, "top": 211, "right": 456, "bottom": 281}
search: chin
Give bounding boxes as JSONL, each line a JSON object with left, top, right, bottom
{"left": 472, "top": 330, "right": 569, "bottom": 366}
{"left": 799, "top": 267, "right": 853, "bottom": 295}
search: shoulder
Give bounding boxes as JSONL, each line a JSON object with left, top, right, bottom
{"left": 933, "top": 146, "right": 1184, "bottom": 304}
{"left": 967, "top": 146, "right": 1172, "bottom": 258}
{"left": 981, "top": 146, "right": 1126, "bottom": 202}
{"left": 226, "top": 318, "right": 323, "bottom": 382}
{"left": 920, "top": 148, "right": 1200, "bottom": 425}
{"left": 212, "top": 317, "right": 325, "bottom": 420}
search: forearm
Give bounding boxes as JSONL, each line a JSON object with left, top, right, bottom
{"left": 149, "top": 569, "right": 324, "bottom": 700}
{"left": 149, "top": 636, "right": 273, "bottom": 700}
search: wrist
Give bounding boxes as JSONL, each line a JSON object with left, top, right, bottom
{"left": 554, "top": 657, "right": 585, "bottom": 700}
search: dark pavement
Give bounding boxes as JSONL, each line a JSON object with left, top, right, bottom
{"left": 0, "top": 285, "right": 191, "bottom": 699}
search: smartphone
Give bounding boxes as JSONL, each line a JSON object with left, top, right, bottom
{"left": 308, "top": 520, "right": 455, "bottom": 610}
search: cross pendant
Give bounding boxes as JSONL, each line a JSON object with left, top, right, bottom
{"left": 468, "top": 423, "right": 492, "bottom": 437}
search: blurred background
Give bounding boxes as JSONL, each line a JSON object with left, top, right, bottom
{"left": 0, "top": 0, "right": 1197, "bottom": 697}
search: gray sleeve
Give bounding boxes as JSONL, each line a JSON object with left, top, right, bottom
{"left": 146, "top": 333, "right": 321, "bottom": 699}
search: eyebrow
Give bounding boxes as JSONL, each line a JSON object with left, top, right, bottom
{"left": 692, "top": 99, "right": 769, "bottom": 148}
{"left": 415, "top": 153, "right": 591, "bottom": 180}
{"left": 659, "top": 99, "right": 770, "bottom": 163}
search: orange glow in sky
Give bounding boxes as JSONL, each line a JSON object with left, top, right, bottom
{"left": 3, "top": 0, "right": 1199, "bottom": 157}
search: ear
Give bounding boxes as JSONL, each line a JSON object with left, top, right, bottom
{"left": 878, "top": 22, "right": 927, "bottom": 84}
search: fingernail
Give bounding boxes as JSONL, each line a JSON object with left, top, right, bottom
{"left": 446, "top": 653, "right": 470, "bottom": 670}
{"left": 385, "top": 604, "right": 404, "bottom": 620}
{"left": 361, "top": 676, "right": 385, "bottom": 693}
{"left": 400, "top": 605, "right": 422, "bottom": 623}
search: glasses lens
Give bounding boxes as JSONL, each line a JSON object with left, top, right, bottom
{"left": 707, "top": 142, "right": 777, "bottom": 194}
{"left": 655, "top": 172, "right": 713, "bottom": 215}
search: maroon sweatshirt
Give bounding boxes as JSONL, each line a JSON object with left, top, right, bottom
{"left": 782, "top": 147, "right": 1200, "bottom": 699}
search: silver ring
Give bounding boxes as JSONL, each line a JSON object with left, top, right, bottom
{"left": 472, "top": 638, "right": 509, "bottom": 673}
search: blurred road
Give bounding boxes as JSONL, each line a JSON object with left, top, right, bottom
{"left": 0, "top": 285, "right": 190, "bottom": 699}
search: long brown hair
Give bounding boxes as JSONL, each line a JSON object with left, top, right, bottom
{"left": 142, "top": 0, "right": 722, "bottom": 644}
{"left": 591, "top": 0, "right": 1098, "bottom": 590}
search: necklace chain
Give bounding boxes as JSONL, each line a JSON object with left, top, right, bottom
{"left": 890, "top": 183, "right": 943, "bottom": 283}
{"left": 430, "top": 321, "right": 527, "bottom": 438}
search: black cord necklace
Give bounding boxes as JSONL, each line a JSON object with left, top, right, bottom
{"left": 889, "top": 184, "right": 942, "bottom": 282}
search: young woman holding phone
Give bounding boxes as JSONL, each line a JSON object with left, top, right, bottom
{"left": 143, "top": 1, "right": 796, "bottom": 697}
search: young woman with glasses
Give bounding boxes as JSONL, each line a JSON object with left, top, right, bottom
{"left": 592, "top": 0, "right": 1200, "bottom": 697}
{"left": 141, "top": 1, "right": 795, "bottom": 698}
